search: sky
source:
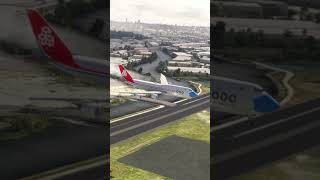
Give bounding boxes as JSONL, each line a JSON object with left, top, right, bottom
{"left": 110, "top": 0, "right": 210, "bottom": 27}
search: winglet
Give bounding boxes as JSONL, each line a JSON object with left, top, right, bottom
{"left": 254, "top": 92, "right": 280, "bottom": 113}
{"left": 119, "top": 65, "right": 134, "bottom": 83}
{"left": 160, "top": 73, "right": 168, "bottom": 85}
{"left": 27, "top": 9, "right": 79, "bottom": 68}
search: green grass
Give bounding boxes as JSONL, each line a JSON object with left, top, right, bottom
{"left": 231, "top": 152, "right": 320, "bottom": 180}
{"left": 200, "top": 82, "right": 210, "bottom": 95}
{"left": 0, "top": 113, "right": 51, "bottom": 140}
{"left": 110, "top": 111, "right": 210, "bottom": 179}
{"left": 290, "top": 71, "right": 320, "bottom": 105}
{"left": 111, "top": 98, "right": 128, "bottom": 107}
{"left": 173, "top": 77, "right": 210, "bottom": 95}
{"left": 230, "top": 165, "right": 289, "bottom": 180}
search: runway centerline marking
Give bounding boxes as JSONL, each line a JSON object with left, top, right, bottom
{"left": 111, "top": 96, "right": 209, "bottom": 129}
{"left": 111, "top": 99, "right": 210, "bottom": 137}
{"left": 233, "top": 106, "right": 320, "bottom": 138}
{"left": 182, "top": 95, "right": 209, "bottom": 106}
{"left": 110, "top": 105, "right": 164, "bottom": 123}
{"left": 110, "top": 98, "right": 195, "bottom": 124}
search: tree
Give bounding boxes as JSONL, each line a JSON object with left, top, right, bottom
{"left": 58, "top": 0, "right": 65, "bottom": 4}
{"left": 306, "top": 13, "right": 313, "bottom": 21}
{"left": 173, "top": 68, "right": 181, "bottom": 77}
{"left": 211, "top": 3, "right": 220, "bottom": 17}
{"left": 288, "top": 9, "right": 298, "bottom": 20}
{"left": 283, "top": 30, "right": 293, "bottom": 38}
{"left": 212, "top": 21, "right": 226, "bottom": 48}
{"left": 138, "top": 67, "right": 143, "bottom": 74}
{"left": 156, "top": 61, "right": 167, "bottom": 73}
{"left": 305, "top": 36, "right": 316, "bottom": 52}
{"left": 256, "top": 30, "right": 265, "bottom": 46}
{"left": 89, "top": 18, "right": 105, "bottom": 37}
{"left": 315, "top": 12, "right": 320, "bottom": 23}
{"left": 300, "top": 6, "right": 309, "bottom": 20}
{"left": 54, "top": 2, "right": 67, "bottom": 22}
{"left": 302, "top": 28, "right": 308, "bottom": 36}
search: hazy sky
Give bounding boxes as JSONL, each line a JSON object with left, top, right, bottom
{"left": 110, "top": 0, "right": 210, "bottom": 26}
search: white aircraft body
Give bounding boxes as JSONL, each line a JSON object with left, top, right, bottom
{"left": 119, "top": 65, "right": 198, "bottom": 99}
{"left": 212, "top": 76, "right": 280, "bottom": 116}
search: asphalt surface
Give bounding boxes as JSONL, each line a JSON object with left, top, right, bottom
{"left": 111, "top": 94, "right": 210, "bottom": 145}
{"left": 34, "top": 95, "right": 209, "bottom": 180}
{"left": 55, "top": 164, "right": 109, "bottom": 180}
{"left": 212, "top": 98, "right": 320, "bottom": 179}
{"left": 119, "top": 135, "right": 210, "bottom": 180}
{"left": 0, "top": 120, "right": 108, "bottom": 180}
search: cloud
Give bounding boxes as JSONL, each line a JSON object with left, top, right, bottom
{"left": 110, "top": 0, "right": 209, "bottom": 26}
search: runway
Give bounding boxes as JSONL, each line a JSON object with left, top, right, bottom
{"left": 212, "top": 98, "right": 320, "bottom": 179}
{"left": 111, "top": 94, "right": 210, "bottom": 145}
{"left": 20, "top": 95, "right": 209, "bottom": 180}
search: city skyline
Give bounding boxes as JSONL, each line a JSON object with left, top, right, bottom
{"left": 110, "top": 0, "right": 210, "bottom": 27}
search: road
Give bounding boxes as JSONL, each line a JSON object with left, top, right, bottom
{"left": 212, "top": 98, "right": 320, "bottom": 179}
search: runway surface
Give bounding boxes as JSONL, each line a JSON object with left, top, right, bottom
{"left": 0, "top": 121, "right": 107, "bottom": 180}
{"left": 19, "top": 95, "right": 209, "bottom": 180}
{"left": 111, "top": 94, "right": 210, "bottom": 145}
{"left": 212, "top": 98, "right": 320, "bottom": 179}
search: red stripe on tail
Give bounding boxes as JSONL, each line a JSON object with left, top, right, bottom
{"left": 27, "top": 9, "right": 79, "bottom": 68}
{"left": 119, "top": 65, "right": 134, "bottom": 83}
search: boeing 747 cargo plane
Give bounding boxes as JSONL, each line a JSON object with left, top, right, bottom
{"left": 119, "top": 65, "right": 198, "bottom": 99}
{"left": 27, "top": 9, "right": 107, "bottom": 84}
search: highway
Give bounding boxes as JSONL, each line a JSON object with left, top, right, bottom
{"left": 212, "top": 98, "right": 320, "bottom": 179}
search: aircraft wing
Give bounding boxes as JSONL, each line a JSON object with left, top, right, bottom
{"left": 111, "top": 91, "right": 162, "bottom": 97}
{"left": 111, "top": 91, "right": 176, "bottom": 107}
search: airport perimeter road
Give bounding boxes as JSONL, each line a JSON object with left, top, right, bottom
{"left": 212, "top": 98, "right": 320, "bottom": 179}
{"left": 111, "top": 94, "right": 210, "bottom": 145}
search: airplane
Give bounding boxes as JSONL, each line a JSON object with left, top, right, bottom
{"left": 27, "top": 9, "right": 108, "bottom": 84}
{"left": 118, "top": 64, "right": 199, "bottom": 99}
{"left": 212, "top": 76, "right": 280, "bottom": 116}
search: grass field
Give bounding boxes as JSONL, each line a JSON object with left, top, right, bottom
{"left": 0, "top": 113, "right": 50, "bottom": 141}
{"left": 231, "top": 152, "right": 320, "bottom": 180}
{"left": 290, "top": 71, "right": 320, "bottom": 105}
{"left": 110, "top": 111, "right": 210, "bottom": 180}
{"left": 110, "top": 98, "right": 128, "bottom": 107}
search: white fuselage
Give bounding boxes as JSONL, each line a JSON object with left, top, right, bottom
{"left": 49, "top": 55, "right": 108, "bottom": 84}
{"left": 212, "top": 76, "right": 279, "bottom": 115}
{"left": 129, "top": 79, "right": 197, "bottom": 99}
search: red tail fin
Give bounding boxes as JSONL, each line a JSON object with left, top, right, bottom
{"left": 119, "top": 65, "right": 134, "bottom": 83}
{"left": 27, "top": 9, "right": 79, "bottom": 68}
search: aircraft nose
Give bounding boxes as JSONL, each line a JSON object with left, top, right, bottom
{"left": 189, "top": 91, "right": 198, "bottom": 98}
{"left": 254, "top": 93, "right": 280, "bottom": 113}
